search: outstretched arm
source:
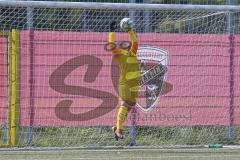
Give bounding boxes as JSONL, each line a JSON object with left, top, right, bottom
{"left": 128, "top": 29, "right": 138, "bottom": 55}
{"left": 109, "top": 21, "right": 122, "bottom": 54}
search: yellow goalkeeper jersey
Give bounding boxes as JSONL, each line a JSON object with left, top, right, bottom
{"left": 109, "top": 31, "right": 141, "bottom": 86}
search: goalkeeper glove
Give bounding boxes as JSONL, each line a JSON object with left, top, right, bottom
{"left": 110, "top": 21, "right": 117, "bottom": 32}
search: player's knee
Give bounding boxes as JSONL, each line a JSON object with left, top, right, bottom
{"left": 121, "top": 100, "right": 136, "bottom": 109}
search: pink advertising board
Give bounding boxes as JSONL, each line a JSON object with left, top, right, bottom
{"left": 0, "top": 37, "right": 8, "bottom": 125}
{"left": 1, "top": 31, "right": 239, "bottom": 126}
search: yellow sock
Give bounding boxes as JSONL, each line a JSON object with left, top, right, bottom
{"left": 116, "top": 105, "right": 130, "bottom": 131}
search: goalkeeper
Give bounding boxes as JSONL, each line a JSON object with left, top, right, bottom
{"left": 109, "top": 20, "right": 141, "bottom": 140}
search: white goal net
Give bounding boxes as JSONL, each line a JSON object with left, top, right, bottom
{"left": 0, "top": 1, "right": 239, "bottom": 147}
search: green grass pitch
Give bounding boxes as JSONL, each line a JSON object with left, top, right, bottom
{"left": 1, "top": 147, "right": 240, "bottom": 160}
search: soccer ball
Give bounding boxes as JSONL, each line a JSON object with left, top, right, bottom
{"left": 120, "top": 18, "right": 132, "bottom": 31}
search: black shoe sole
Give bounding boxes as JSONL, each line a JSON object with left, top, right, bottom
{"left": 112, "top": 127, "right": 119, "bottom": 141}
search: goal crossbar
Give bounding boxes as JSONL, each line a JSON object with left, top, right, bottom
{"left": 0, "top": 0, "right": 240, "bottom": 11}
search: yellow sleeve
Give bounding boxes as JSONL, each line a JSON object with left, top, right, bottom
{"left": 108, "top": 32, "right": 123, "bottom": 54}
{"left": 128, "top": 30, "right": 138, "bottom": 43}
{"left": 109, "top": 32, "right": 122, "bottom": 54}
{"left": 109, "top": 32, "right": 115, "bottom": 43}
{"left": 128, "top": 30, "right": 138, "bottom": 55}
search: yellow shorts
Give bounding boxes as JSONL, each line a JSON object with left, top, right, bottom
{"left": 118, "top": 82, "right": 139, "bottom": 104}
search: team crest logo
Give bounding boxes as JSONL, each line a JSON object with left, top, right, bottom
{"left": 136, "top": 46, "right": 168, "bottom": 112}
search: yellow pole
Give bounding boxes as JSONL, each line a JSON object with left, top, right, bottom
{"left": 8, "top": 29, "right": 20, "bottom": 146}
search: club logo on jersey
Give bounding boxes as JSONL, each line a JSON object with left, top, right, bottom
{"left": 136, "top": 46, "right": 169, "bottom": 112}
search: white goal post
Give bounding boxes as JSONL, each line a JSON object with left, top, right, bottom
{"left": 0, "top": 1, "right": 240, "bottom": 10}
